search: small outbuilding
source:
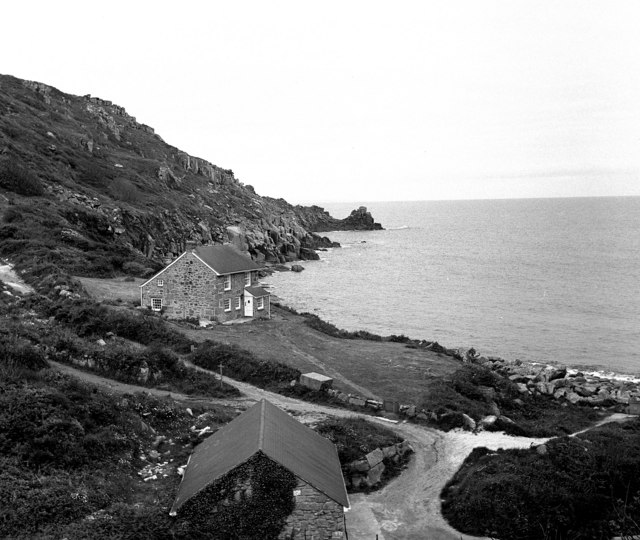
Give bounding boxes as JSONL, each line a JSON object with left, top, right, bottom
{"left": 628, "top": 397, "right": 640, "bottom": 415}
{"left": 170, "top": 399, "right": 349, "bottom": 539}
{"left": 300, "top": 372, "right": 334, "bottom": 391}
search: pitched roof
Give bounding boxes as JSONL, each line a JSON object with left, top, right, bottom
{"left": 170, "top": 399, "right": 349, "bottom": 515}
{"left": 244, "top": 286, "right": 270, "bottom": 297}
{"left": 194, "top": 244, "right": 263, "bottom": 275}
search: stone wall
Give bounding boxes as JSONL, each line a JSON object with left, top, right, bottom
{"left": 343, "top": 441, "right": 413, "bottom": 491}
{"left": 279, "top": 478, "right": 345, "bottom": 540}
{"left": 140, "top": 252, "right": 264, "bottom": 323}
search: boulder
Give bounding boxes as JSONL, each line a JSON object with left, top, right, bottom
{"left": 548, "top": 366, "right": 568, "bottom": 381}
{"left": 381, "top": 445, "right": 397, "bottom": 459}
{"left": 350, "top": 459, "right": 370, "bottom": 473}
{"left": 461, "top": 413, "right": 476, "bottom": 431}
{"left": 479, "top": 415, "right": 498, "bottom": 428}
{"left": 365, "top": 448, "right": 384, "bottom": 468}
{"left": 366, "top": 462, "right": 385, "bottom": 486}
{"left": 398, "top": 441, "right": 414, "bottom": 456}
{"left": 291, "top": 264, "right": 305, "bottom": 272}
{"left": 566, "top": 391, "right": 582, "bottom": 404}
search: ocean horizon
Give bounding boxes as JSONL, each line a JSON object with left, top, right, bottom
{"left": 266, "top": 196, "right": 640, "bottom": 377}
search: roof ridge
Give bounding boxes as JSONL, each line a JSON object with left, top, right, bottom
{"left": 258, "top": 399, "right": 266, "bottom": 449}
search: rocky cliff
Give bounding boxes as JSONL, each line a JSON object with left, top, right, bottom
{"left": 0, "top": 74, "right": 380, "bottom": 275}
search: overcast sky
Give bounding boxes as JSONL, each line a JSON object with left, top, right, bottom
{"left": 2, "top": 1, "right": 640, "bottom": 203}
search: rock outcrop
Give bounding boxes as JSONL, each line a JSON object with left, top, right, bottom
{"left": 292, "top": 204, "right": 383, "bottom": 232}
{"left": 0, "top": 74, "right": 381, "bottom": 270}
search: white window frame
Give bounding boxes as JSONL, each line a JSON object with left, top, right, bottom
{"left": 256, "top": 297, "right": 264, "bottom": 310}
{"left": 223, "top": 298, "right": 231, "bottom": 312}
{"left": 235, "top": 297, "right": 241, "bottom": 310}
{"left": 151, "top": 298, "right": 162, "bottom": 311}
{"left": 223, "top": 275, "right": 231, "bottom": 291}
{"left": 157, "top": 279, "right": 164, "bottom": 287}
{"left": 244, "top": 272, "right": 251, "bottom": 287}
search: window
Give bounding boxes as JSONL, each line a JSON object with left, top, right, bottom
{"left": 223, "top": 298, "right": 231, "bottom": 312}
{"left": 223, "top": 275, "right": 231, "bottom": 291}
{"left": 157, "top": 279, "right": 164, "bottom": 287}
{"left": 244, "top": 272, "right": 251, "bottom": 286}
{"left": 151, "top": 298, "right": 162, "bottom": 311}
{"left": 256, "top": 297, "right": 264, "bottom": 310}
{"left": 235, "top": 297, "right": 241, "bottom": 310}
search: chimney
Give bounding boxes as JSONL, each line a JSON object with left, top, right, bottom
{"left": 185, "top": 240, "right": 197, "bottom": 252}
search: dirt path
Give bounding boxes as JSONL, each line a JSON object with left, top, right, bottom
{"left": 48, "top": 361, "right": 634, "bottom": 540}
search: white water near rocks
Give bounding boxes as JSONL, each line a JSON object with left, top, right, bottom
{"left": 266, "top": 197, "right": 640, "bottom": 377}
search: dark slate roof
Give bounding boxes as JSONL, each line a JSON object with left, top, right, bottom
{"left": 244, "top": 286, "right": 270, "bottom": 297}
{"left": 194, "top": 244, "right": 263, "bottom": 275}
{"left": 170, "top": 399, "right": 349, "bottom": 515}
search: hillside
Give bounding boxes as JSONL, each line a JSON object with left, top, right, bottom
{"left": 0, "top": 74, "right": 379, "bottom": 277}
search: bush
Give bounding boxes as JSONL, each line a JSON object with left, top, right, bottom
{"left": 189, "top": 340, "right": 300, "bottom": 390}
{"left": 0, "top": 159, "right": 44, "bottom": 196}
{"left": 315, "top": 417, "right": 401, "bottom": 464}
{"left": 302, "top": 312, "right": 383, "bottom": 341}
{"left": 441, "top": 419, "right": 640, "bottom": 539}
{"left": 122, "top": 260, "right": 147, "bottom": 276}
{"left": 48, "top": 298, "right": 193, "bottom": 353}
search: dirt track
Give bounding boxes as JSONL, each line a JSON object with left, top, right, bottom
{"left": 50, "top": 361, "right": 631, "bottom": 540}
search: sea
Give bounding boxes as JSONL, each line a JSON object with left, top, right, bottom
{"left": 265, "top": 197, "right": 640, "bottom": 378}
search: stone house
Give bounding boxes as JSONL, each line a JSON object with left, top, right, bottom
{"left": 170, "top": 399, "right": 349, "bottom": 539}
{"left": 139, "top": 243, "right": 270, "bottom": 323}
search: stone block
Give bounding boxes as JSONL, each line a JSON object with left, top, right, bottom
{"left": 381, "top": 445, "right": 397, "bottom": 459}
{"left": 366, "top": 462, "right": 385, "bottom": 486}
{"left": 349, "top": 397, "right": 366, "bottom": 407}
{"left": 365, "top": 448, "right": 384, "bottom": 468}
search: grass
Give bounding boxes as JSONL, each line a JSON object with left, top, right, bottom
{"left": 77, "top": 275, "right": 144, "bottom": 304}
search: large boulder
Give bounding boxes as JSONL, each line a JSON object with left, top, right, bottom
{"left": 461, "top": 413, "right": 476, "bottom": 431}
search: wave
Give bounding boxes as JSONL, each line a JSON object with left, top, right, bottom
{"left": 387, "top": 225, "right": 409, "bottom": 230}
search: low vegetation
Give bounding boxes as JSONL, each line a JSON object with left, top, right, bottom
{"left": 418, "top": 364, "right": 598, "bottom": 437}
{"left": 315, "top": 416, "right": 407, "bottom": 490}
{"left": 0, "top": 362, "right": 240, "bottom": 539}
{"left": 441, "top": 418, "right": 640, "bottom": 539}
{"left": 188, "top": 340, "right": 301, "bottom": 392}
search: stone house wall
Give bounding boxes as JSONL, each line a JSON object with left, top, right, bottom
{"left": 279, "top": 478, "right": 345, "bottom": 540}
{"left": 140, "top": 252, "right": 262, "bottom": 322}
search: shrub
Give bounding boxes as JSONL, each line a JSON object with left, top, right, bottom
{"left": 315, "top": 417, "right": 401, "bottom": 465}
{"left": 122, "top": 260, "right": 147, "bottom": 276}
{"left": 189, "top": 340, "right": 300, "bottom": 390}
{"left": 441, "top": 419, "right": 640, "bottom": 539}
{"left": 0, "top": 159, "right": 44, "bottom": 196}
{"left": 48, "top": 298, "right": 193, "bottom": 352}
{"left": 302, "top": 312, "right": 383, "bottom": 341}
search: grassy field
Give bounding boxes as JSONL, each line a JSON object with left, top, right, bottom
{"left": 77, "top": 276, "right": 144, "bottom": 304}
{"left": 79, "top": 276, "right": 462, "bottom": 403}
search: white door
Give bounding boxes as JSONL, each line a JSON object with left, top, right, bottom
{"left": 244, "top": 296, "right": 253, "bottom": 317}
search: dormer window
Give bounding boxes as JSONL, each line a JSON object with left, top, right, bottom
{"left": 224, "top": 275, "right": 231, "bottom": 291}
{"left": 157, "top": 279, "right": 164, "bottom": 287}
{"left": 244, "top": 272, "right": 251, "bottom": 287}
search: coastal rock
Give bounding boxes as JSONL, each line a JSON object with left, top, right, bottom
{"left": 479, "top": 415, "right": 498, "bottom": 428}
{"left": 461, "top": 413, "right": 476, "bottom": 431}
{"left": 291, "top": 264, "right": 304, "bottom": 272}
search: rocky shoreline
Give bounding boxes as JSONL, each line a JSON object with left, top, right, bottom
{"left": 467, "top": 349, "right": 640, "bottom": 409}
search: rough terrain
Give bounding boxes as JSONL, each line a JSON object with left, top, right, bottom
{"left": 49, "top": 359, "right": 633, "bottom": 540}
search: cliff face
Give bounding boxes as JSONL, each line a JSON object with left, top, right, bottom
{"left": 0, "top": 75, "right": 379, "bottom": 275}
